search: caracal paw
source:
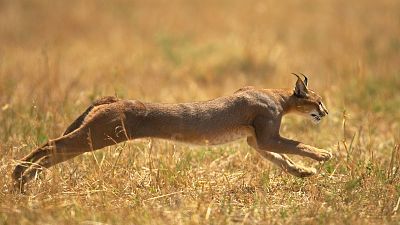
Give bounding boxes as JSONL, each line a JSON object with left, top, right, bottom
{"left": 287, "top": 165, "right": 317, "bottom": 178}
{"left": 317, "top": 149, "right": 332, "bottom": 161}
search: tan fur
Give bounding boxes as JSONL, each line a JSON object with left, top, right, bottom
{"left": 12, "top": 76, "right": 332, "bottom": 192}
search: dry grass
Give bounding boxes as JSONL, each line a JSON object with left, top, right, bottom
{"left": 1, "top": 0, "right": 400, "bottom": 224}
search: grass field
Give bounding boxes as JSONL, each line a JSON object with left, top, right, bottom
{"left": 1, "top": 0, "right": 400, "bottom": 224}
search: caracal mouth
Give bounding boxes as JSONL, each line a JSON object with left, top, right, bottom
{"left": 310, "top": 113, "right": 322, "bottom": 124}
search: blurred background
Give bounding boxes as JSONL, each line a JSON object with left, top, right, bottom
{"left": 0, "top": 1, "right": 399, "bottom": 223}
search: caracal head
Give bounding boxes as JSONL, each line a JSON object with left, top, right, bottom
{"left": 291, "top": 73, "right": 329, "bottom": 124}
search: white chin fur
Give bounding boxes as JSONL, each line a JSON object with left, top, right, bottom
{"left": 311, "top": 117, "right": 321, "bottom": 124}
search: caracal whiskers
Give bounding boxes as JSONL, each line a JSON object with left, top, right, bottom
{"left": 13, "top": 74, "right": 332, "bottom": 192}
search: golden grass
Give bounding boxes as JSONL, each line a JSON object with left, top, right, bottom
{"left": 1, "top": 0, "right": 400, "bottom": 224}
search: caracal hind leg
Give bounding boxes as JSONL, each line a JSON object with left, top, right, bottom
{"left": 13, "top": 99, "right": 133, "bottom": 191}
{"left": 13, "top": 143, "right": 81, "bottom": 191}
{"left": 63, "top": 96, "right": 120, "bottom": 136}
{"left": 247, "top": 136, "right": 316, "bottom": 177}
{"left": 252, "top": 116, "right": 332, "bottom": 161}
{"left": 13, "top": 96, "right": 121, "bottom": 185}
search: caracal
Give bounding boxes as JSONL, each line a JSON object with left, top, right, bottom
{"left": 13, "top": 74, "right": 331, "bottom": 192}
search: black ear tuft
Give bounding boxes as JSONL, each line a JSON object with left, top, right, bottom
{"left": 300, "top": 73, "right": 309, "bottom": 87}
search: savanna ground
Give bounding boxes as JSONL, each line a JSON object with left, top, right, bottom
{"left": 0, "top": 0, "right": 400, "bottom": 224}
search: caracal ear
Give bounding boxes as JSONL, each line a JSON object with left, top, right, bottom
{"left": 292, "top": 73, "right": 308, "bottom": 97}
{"left": 300, "top": 73, "right": 309, "bottom": 87}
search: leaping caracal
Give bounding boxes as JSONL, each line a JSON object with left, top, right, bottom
{"left": 13, "top": 74, "right": 332, "bottom": 192}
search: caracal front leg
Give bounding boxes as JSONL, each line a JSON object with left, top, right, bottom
{"left": 252, "top": 116, "right": 332, "bottom": 161}
{"left": 247, "top": 136, "right": 316, "bottom": 177}
{"left": 265, "top": 136, "right": 332, "bottom": 161}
